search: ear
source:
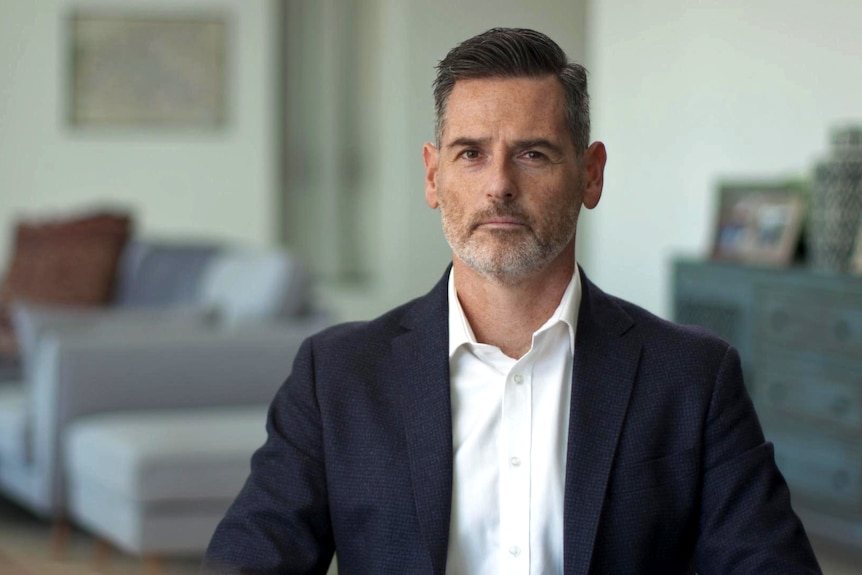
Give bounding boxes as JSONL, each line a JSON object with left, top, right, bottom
{"left": 582, "top": 141, "right": 606, "bottom": 210}
{"left": 423, "top": 142, "right": 440, "bottom": 209}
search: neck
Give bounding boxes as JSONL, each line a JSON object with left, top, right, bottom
{"left": 453, "top": 248, "right": 575, "bottom": 359}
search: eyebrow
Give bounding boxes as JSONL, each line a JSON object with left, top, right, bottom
{"left": 514, "top": 138, "right": 564, "bottom": 155}
{"left": 445, "top": 136, "right": 564, "bottom": 156}
{"left": 445, "top": 137, "right": 490, "bottom": 150}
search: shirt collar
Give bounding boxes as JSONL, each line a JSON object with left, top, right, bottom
{"left": 447, "top": 263, "right": 581, "bottom": 358}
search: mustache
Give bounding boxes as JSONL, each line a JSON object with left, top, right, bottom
{"left": 469, "top": 204, "right": 532, "bottom": 229}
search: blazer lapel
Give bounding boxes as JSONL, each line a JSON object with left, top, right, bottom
{"left": 391, "top": 272, "right": 453, "bottom": 575}
{"left": 564, "top": 272, "right": 642, "bottom": 575}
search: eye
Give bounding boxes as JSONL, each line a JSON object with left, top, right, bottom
{"left": 459, "top": 149, "right": 481, "bottom": 160}
{"left": 522, "top": 150, "right": 547, "bottom": 161}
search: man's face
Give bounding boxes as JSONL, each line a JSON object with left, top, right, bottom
{"left": 423, "top": 75, "right": 603, "bottom": 283}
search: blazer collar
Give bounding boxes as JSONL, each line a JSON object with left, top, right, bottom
{"left": 394, "top": 266, "right": 642, "bottom": 575}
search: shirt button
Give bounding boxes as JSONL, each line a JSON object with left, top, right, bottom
{"left": 510, "top": 456, "right": 521, "bottom": 467}
{"left": 509, "top": 546, "right": 521, "bottom": 557}
{"left": 513, "top": 374, "right": 523, "bottom": 384}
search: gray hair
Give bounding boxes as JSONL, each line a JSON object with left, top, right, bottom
{"left": 433, "top": 27, "right": 590, "bottom": 150}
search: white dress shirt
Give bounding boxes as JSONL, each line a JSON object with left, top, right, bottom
{"left": 445, "top": 265, "right": 581, "bottom": 575}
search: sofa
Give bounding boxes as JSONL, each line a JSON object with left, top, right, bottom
{"left": 57, "top": 321, "right": 323, "bottom": 559}
{"left": 0, "top": 238, "right": 330, "bottom": 528}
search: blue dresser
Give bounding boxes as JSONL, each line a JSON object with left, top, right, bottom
{"left": 673, "top": 259, "right": 862, "bottom": 548}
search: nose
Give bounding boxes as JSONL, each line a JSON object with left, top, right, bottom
{"left": 486, "top": 155, "right": 518, "bottom": 201}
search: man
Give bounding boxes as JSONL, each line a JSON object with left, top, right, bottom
{"left": 204, "top": 28, "right": 821, "bottom": 574}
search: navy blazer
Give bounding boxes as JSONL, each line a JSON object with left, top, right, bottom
{"left": 204, "top": 268, "right": 820, "bottom": 574}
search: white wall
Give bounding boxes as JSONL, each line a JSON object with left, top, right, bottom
{"left": 0, "top": 0, "right": 278, "bottom": 270}
{"left": 582, "top": 0, "right": 862, "bottom": 318}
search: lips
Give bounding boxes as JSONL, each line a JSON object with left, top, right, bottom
{"left": 472, "top": 210, "right": 529, "bottom": 231}
{"left": 482, "top": 216, "right": 523, "bottom": 224}
{"left": 477, "top": 219, "right": 526, "bottom": 230}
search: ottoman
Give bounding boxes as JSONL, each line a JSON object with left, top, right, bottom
{"left": 64, "top": 406, "right": 268, "bottom": 557}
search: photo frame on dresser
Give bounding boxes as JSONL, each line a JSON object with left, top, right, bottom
{"left": 710, "top": 181, "right": 806, "bottom": 266}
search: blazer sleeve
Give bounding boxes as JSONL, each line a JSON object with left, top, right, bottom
{"left": 203, "top": 337, "right": 335, "bottom": 575}
{"left": 694, "top": 344, "right": 821, "bottom": 574}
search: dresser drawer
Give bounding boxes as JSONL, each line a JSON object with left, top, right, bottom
{"left": 673, "top": 261, "right": 862, "bottom": 547}
{"left": 757, "top": 287, "right": 862, "bottom": 359}
{"left": 754, "top": 354, "right": 862, "bottom": 434}
{"left": 770, "top": 434, "right": 862, "bottom": 514}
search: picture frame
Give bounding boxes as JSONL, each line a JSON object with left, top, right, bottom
{"left": 710, "top": 181, "right": 806, "bottom": 266}
{"left": 69, "top": 12, "right": 227, "bottom": 127}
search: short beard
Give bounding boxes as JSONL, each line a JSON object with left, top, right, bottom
{"left": 440, "top": 200, "right": 579, "bottom": 285}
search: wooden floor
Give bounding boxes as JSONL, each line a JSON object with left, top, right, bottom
{"left": 0, "top": 496, "right": 203, "bottom": 575}
{"left": 0, "top": 495, "right": 858, "bottom": 574}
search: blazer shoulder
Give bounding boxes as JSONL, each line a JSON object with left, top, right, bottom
{"left": 581, "top": 272, "right": 729, "bottom": 356}
{"left": 608, "top": 293, "right": 733, "bottom": 363}
{"left": 308, "top": 292, "right": 431, "bottom": 355}
{"left": 308, "top": 267, "right": 449, "bottom": 357}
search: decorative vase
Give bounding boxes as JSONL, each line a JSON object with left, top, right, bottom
{"left": 810, "top": 127, "right": 862, "bottom": 272}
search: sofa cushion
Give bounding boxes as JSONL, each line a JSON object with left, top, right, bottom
{"left": 199, "top": 249, "right": 310, "bottom": 325}
{"left": 65, "top": 406, "right": 267, "bottom": 503}
{"left": 0, "top": 211, "right": 132, "bottom": 359}
{"left": 113, "top": 241, "right": 221, "bottom": 308}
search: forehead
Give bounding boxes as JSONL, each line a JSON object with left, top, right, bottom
{"left": 441, "top": 75, "right": 568, "bottom": 142}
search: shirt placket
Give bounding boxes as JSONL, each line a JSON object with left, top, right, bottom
{"left": 499, "top": 358, "right": 532, "bottom": 575}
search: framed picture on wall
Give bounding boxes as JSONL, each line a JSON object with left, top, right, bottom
{"left": 69, "top": 12, "right": 227, "bottom": 127}
{"left": 710, "top": 181, "right": 806, "bottom": 266}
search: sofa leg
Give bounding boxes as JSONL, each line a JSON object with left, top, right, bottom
{"left": 92, "top": 538, "right": 113, "bottom": 572}
{"left": 142, "top": 555, "right": 163, "bottom": 575}
{"left": 49, "top": 518, "right": 70, "bottom": 560}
